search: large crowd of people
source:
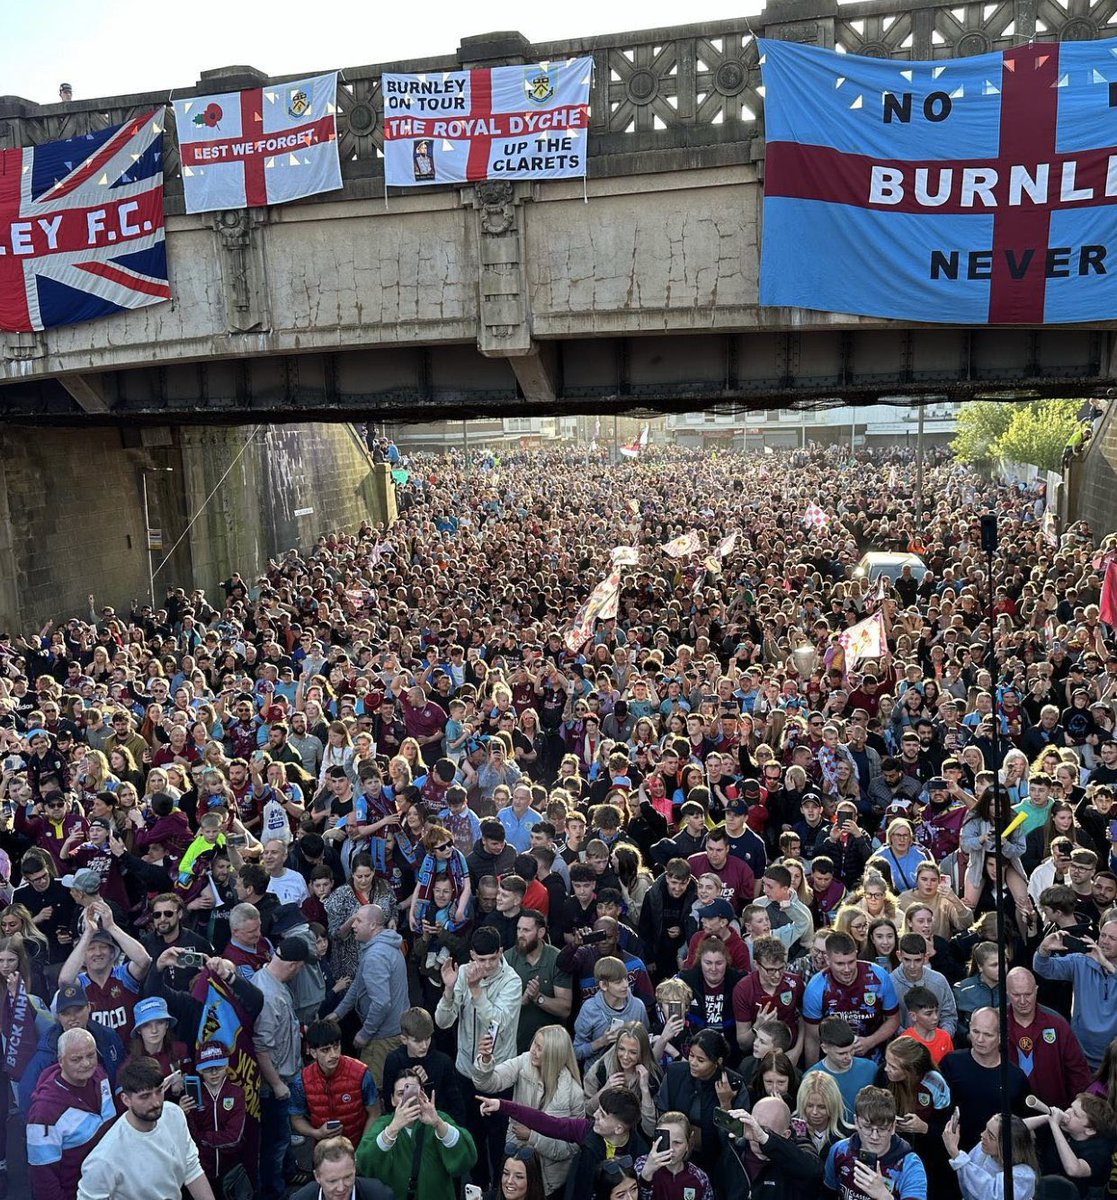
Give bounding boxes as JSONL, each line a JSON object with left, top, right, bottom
{"left": 2, "top": 438, "right": 1116, "bottom": 1200}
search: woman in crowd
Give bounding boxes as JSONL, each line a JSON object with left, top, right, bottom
{"left": 487, "top": 1144, "right": 547, "bottom": 1200}
{"left": 880, "top": 1034, "right": 952, "bottom": 1191}
{"left": 473, "top": 1025, "right": 585, "bottom": 1197}
{"left": 791, "top": 1070, "right": 849, "bottom": 1159}
{"left": 655, "top": 1030, "right": 745, "bottom": 1174}
{"left": 582, "top": 1022, "right": 659, "bottom": 1137}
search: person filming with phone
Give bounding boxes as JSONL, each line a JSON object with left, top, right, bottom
{"left": 634, "top": 1113, "right": 710, "bottom": 1200}
{"left": 823, "top": 1086, "right": 927, "bottom": 1200}
{"left": 1034, "top": 911, "right": 1117, "bottom": 1068}
{"left": 721, "top": 1098, "right": 823, "bottom": 1200}
{"left": 355, "top": 1069, "right": 476, "bottom": 1200}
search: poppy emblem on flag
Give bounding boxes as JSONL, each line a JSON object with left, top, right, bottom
{"left": 526, "top": 70, "right": 555, "bottom": 103}
{"left": 1043, "top": 1028, "right": 1056, "bottom": 1044}
{"left": 288, "top": 88, "right": 311, "bottom": 118}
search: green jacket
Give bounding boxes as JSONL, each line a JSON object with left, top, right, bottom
{"left": 355, "top": 1112, "right": 477, "bottom": 1200}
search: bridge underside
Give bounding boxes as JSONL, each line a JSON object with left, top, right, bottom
{"left": 2, "top": 326, "right": 1110, "bottom": 427}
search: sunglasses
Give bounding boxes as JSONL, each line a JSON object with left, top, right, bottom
{"left": 152, "top": 909, "right": 178, "bottom": 918}
{"left": 504, "top": 1143, "right": 536, "bottom": 1162}
{"left": 599, "top": 1157, "right": 635, "bottom": 1179}
{"left": 433, "top": 842, "right": 453, "bottom": 853}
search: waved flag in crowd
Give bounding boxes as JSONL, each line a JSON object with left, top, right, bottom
{"left": 610, "top": 545, "right": 640, "bottom": 566}
{"left": 563, "top": 569, "right": 621, "bottom": 653}
{"left": 1042, "top": 510, "right": 1059, "bottom": 549}
{"left": 838, "top": 609, "right": 886, "bottom": 665}
{"left": 715, "top": 530, "right": 739, "bottom": 559}
{"left": 174, "top": 72, "right": 342, "bottom": 214}
{"left": 619, "top": 425, "right": 650, "bottom": 458}
{"left": 0, "top": 112, "right": 169, "bottom": 332}
{"left": 803, "top": 502, "right": 830, "bottom": 530}
{"left": 662, "top": 530, "right": 701, "bottom": 559}
{"left": 1101, "top": 558, "right": 1117, "bottom": 628}
{"left": 382, "top": 58, "right": 592, "bottom": 186}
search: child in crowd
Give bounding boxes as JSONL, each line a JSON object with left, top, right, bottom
{"left": 805, "top": 1017, "right": 878, "bottom": 1122}
{"left": 899, "top": 985, "right": 954, "bottom": 1064}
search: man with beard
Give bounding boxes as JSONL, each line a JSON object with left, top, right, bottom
{"left": 504, "top": 909, "right": 573, "bottom": 1051}
{"left": 75, "top": 1056, "right": 214, "bottom": 1200}
{"left": 914, "top": 777, "right": 967, "bottom": 861}
{"left": 141, "top": 892, "right": 214, "bottom": 992}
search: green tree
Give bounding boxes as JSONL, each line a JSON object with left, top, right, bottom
{"left": 992, "top": 399, "right": 1082, "bottom": 472}
{"left": 951, "top": 401, "right": 1016, "bottom": 465}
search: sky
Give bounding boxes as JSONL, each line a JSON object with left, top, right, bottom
{"left": 2, "top": 0, "right": 760, "bottom": 103}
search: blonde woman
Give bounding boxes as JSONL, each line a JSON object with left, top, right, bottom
{"left": 792, "top": 1070, "right": 850, "bottom": 1158}
{"left": 473, "top": 1024, "right": 585, "bottom": 1195}
{"left": 831, "top": 905, "right": 870, "bottom": 954}
{"left": 781, "top": 857, "right": 813, "bottom": 907}
{"left": 582, "top": 1021, "right": 659, "bottom": 1136}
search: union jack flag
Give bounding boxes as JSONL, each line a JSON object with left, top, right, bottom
{"left": 0, "top": 112, "right": 169, "bottom": 332}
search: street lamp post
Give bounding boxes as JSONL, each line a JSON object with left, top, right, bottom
{"left": 980, "top": 511, "right": 1014, "bottom": 1200}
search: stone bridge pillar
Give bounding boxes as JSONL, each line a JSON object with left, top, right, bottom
{"left": 461, "top": 33, "right": 558, "bottom": 405}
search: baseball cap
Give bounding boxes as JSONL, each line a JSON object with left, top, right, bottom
{"left": 196, "top": 1040, "right": 230, "bottom": 1071}
{"left": 53, "top": 982, "right": 89, "bottom": 1013}
{"left": 697, "top": 899, "right": 735, "bottom": 921}
{"left": 726, "top": 798, "right": 748, "bottom": 815}
{"left": 276, "top": 936, "right": 312, "bottom": 963}
{"left": 61, "top": 869, "right": 101, "bottom": 895}
{"left": 740, "top": 778, "right": 762, "bottom": 795}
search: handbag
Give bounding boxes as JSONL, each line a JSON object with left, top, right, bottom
{"left": 405, "top": 1125, "right": 428, "bottom": 1200}
{"left": 220, "top": 1163, "right": 253, "bottom": 1200}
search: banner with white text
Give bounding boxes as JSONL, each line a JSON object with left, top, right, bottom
{"left": 759, "top": 37, "right": 1117, "bottom": 324}
{"left": 382, "top": 58, "right": 592, "bottom": 186}
{"left": 175, "top": 72, "right": 341, "bottom": 213}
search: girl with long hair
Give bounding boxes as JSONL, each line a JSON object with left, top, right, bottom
{"left": 882, "top": 1034, "right": 952, "bottom": 1190}
{"left": 489, "top": 1144, "right": 547, "bottom": 1200}
{"left": 583, "top": 1023, "right": 660, "bottom": 1137}
{"left": 474, "top": 1025, "right": 585, "bottom": 1197}
{"left": 792, "top": 1070, "right": 850, "bottom": 1158}
{"left": 867, "top": 918, "right": 901, "bottom": 970}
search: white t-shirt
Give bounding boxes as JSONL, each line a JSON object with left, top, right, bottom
{"left": 77, "top": 1100, "right": 204, "bottom": 1200}
{"left": 267, "top": 867, "right": 310, "bottom": 906}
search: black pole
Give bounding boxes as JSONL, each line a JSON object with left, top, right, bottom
{"left": 980, "top": 511, "right": 1013, "bottom": 1200}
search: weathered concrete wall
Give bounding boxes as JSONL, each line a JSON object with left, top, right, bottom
{"left": 1068, "top": 406, "right": 1117, "bottom": 536}
{"left": 0, "top": 423, "right": 394, "bottom": 632}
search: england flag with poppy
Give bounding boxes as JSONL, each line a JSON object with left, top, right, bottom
{"left": 173, "top": 72, "right": 342, "bottom": 214}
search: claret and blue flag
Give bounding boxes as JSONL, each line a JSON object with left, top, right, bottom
{"left": 759, "top": 36, "right": 1117, "bottom": 324}
{"left": 0, "top": 111, "right": 169, "bottom": 332}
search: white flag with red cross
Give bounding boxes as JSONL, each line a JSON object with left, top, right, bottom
{"left": 382, "top": 58, "right": 592, "bottom": 187}
{"left": 174, "top": 72, "right": 342, "bottom": 214}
